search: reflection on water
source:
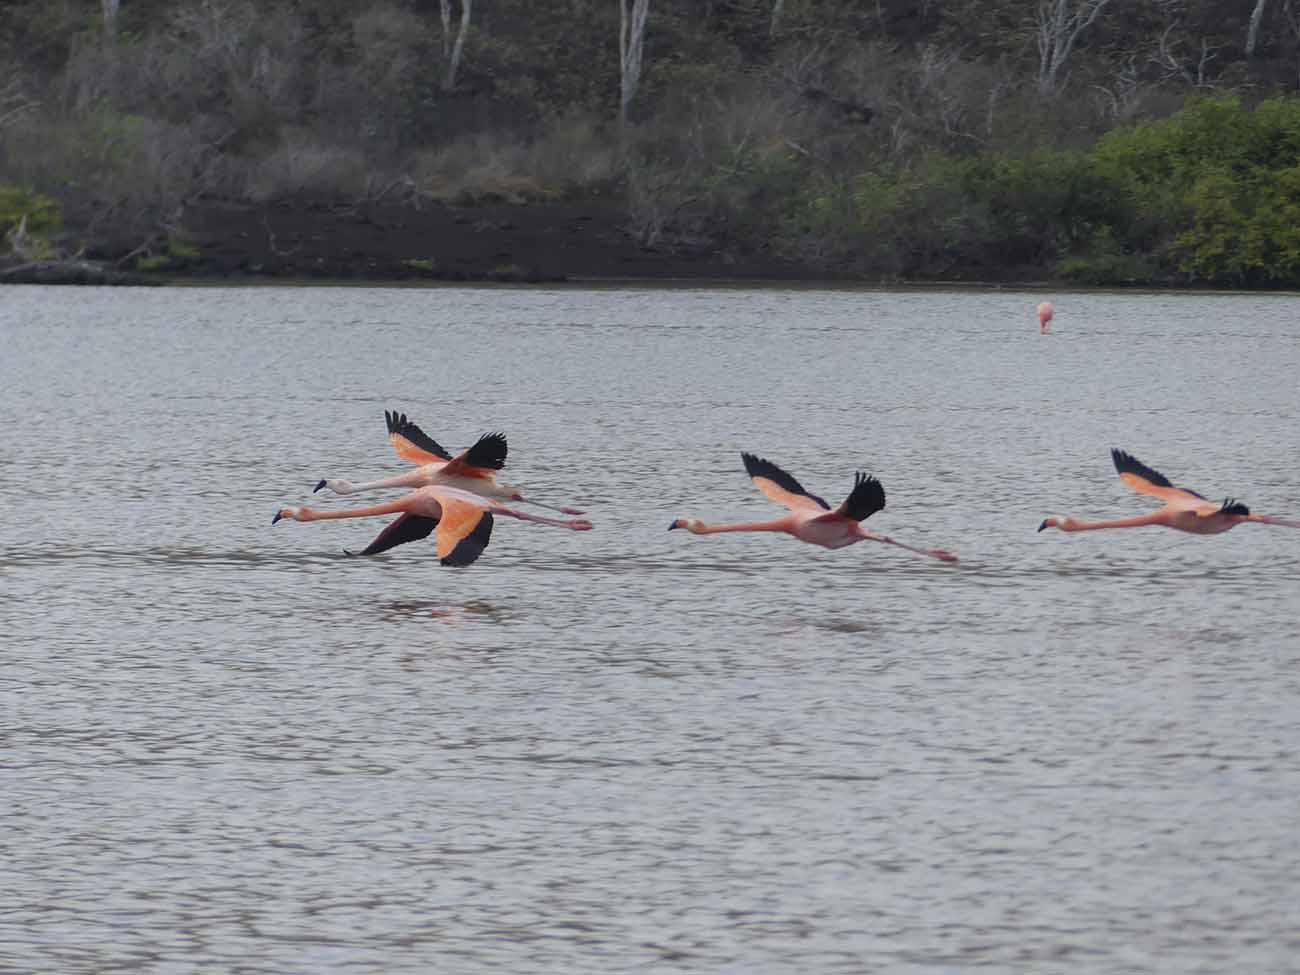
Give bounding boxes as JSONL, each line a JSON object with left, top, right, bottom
{"left": 379, "top": 599, "right": 506, "bottom": 624}
{"left": 3, "top": 284, "right": 1300, "bottom": 974}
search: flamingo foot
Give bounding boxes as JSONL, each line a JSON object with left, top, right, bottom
{"left": 560, "top": 506, "right": 586, "bottom": 515}
{"left": 933, "top": 550, "right": 958, "bottom": 562}
{"left": 569, "top": 519, "right": 594, "bottom": 531}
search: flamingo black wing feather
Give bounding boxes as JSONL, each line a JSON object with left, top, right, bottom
{"left": 386, "top": 410, "right": 452, "bottom": 461}
{"left": 462, "top": 432, "right": 508, "bottom": 471}
{"left": 1112, "top": 448, "right": 1207, "bottom": 500}
{"left": 352, "top": 513, "right": 438, "bottom": 556}
{"left": 837, "top": 472, "right": 886, "bottom": 522}
{"left": 741, "top": 453, "right": 830, "bottom": 510}
{"left": 440, "top": 511, "right": 494, "bottom": 567}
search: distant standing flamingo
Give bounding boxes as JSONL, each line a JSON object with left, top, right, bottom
{"left": 668, "top": 453, "right": 958, "bottom": 561}
{"left": 1037, "top": 301, "right": 1054, "bottom": 333}
{"left": 273, "top": 485, "right": 593, "bottom": 567}
{"left": 1038, "top": 449, "right": 1300, "bottom": 536}
{"left": 314, "top": 410, "right": 584, "bottom": 515}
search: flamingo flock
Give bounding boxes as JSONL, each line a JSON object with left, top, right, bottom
{"left": 271, "top": 404, "right": 1300, "bottom": 567}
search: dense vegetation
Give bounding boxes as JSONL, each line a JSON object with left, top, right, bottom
{"left": 2, "top": 0, "right": 1300, "bottom": 284}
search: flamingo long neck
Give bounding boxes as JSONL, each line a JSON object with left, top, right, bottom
{"left": 302, "top": 498, "right": 414, "bottom": 521}
{"left": 694, "top": 518, "right": 791, "bottom": 535}
{"left": 350, "top": 470, "right": 430, "bottom": 493}
{"left": 1061, "top": 512, "right": 1165, "bottom": 532}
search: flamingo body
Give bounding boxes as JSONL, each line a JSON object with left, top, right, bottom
{"left": 314, "top": 411, "right": 584, "bottom": 515}
{"left": 669, "top": 453, "right": 957, "bottom": 562}
{"left": 1038, "top": 449, "right": 1300, "bottom": 536}
{"left": 1037, "top": 301, "right": 1054, "bottom": 332}
{"left": 273, "top": 484, "right": 592, "bottom": 568}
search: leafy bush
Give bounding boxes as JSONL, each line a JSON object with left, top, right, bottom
{"left": 0, "top": 184, "right": 60, "bottom": 236}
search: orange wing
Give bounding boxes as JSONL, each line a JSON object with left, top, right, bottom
{"left": 438, "top": 432, "right": 508, "bottom": 480}
{"left": 1111, "top": 449, "right": 1210, "bottom": 509}
{"left": 386, "top": 410, "right": 452, "bottom": 466}
{"left": 434, "top": 495, "right": 494, "bottom": 567}
{"left": 741, "top": 453, "right": 830, "bottom": 512}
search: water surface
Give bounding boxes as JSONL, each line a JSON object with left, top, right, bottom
{"left": 3, "top": 284, "right": 1300, "bottom": 973}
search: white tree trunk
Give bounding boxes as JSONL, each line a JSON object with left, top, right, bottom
{"left": 619, "top": 0, "right": 651, "bottom": 125}
{"left": 1246, "top": 0, "right": 1269, "bottom": 55}
{"left": 440, "top": 0, "right": 452, "bottom": 59}
{"left": 102, "top": 0, "right": 121, "bottom": 38}
{"left": 443, "top": 0, "right": 472, "bottom": 91}
{"left": 770, "top": 0, "right": 784, "bottom": 36}
{"left": 1036, "top": 0, "right": 1112, "bottom": 95}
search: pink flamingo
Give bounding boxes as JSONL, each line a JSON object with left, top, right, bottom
{"left": 1039, "top": 449, "right": 1300, "bottom": 535}
{"left": 668, "top": 453, "right": 958, "bottom": 562}
{"left": 273, "top": 485, "right": 593, "bottom": 567}
{"left": 314, "top": 410, "right": 584, "bottom": 515}
{"left": 1037, "top": 301, "right": 1054, "bottom": 333}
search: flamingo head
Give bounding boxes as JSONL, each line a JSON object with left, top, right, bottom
{"left": 668, "top": 518, "right": 703, "bottom": 533}
{"left": 1037, "top": 516, "right": 1077, "bottom": 532}
{"left": 272, "top": 506, "right": 302, "bottom": 525}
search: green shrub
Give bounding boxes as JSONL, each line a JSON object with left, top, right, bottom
{"left": 0, "top": 184, "right": 61, "bottom": 239}
{"left": 135, "top": 237, "right": 201, "bottom": 271}
{"left": 1057, "top": 230, "right": 1154, "bottom": 285}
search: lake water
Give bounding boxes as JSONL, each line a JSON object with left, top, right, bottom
{"left": 3, "top": 283, "right": 1300, "bottom": 973}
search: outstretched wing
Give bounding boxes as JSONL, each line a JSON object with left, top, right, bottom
{"left": 434, "top": 496, "right": 494, "bottom": 567}
{"left": 387, "top": 410, "right": 452, "bottom": 465}
{"left": 439, "top": 432, "right": 508, "bottom": 479}
{"left": 1111, "top": 449, "right": 1208, "bottom": 509}
{"left": 833, "top": 472, "right": 886, "bottom": 522}
{"left": 741, "top": 453, "right": 830, "bottom": 511}
{"left": 349, "top": 513, "right": 438, "bottom": 556}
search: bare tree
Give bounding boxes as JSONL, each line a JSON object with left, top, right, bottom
{"left": 1151, "top": 24, "right": 1219, "bottom": 88}
{"left": 440, "top": 0, "right": 472, "bottom": 91}
{"left": 101, "top": 0, "right": 122, "bottom": 37}
{"left": 0, "top": 76, "right": 37, "bottom": 130}
{"left": 1246, "top": 0, "right": 1270, "bottom": 55}
{"left": 1035, "top": 0, "right": 1112, "bottom": 96}
{"left": 619, "top": 0, "right": 651, "bottom": 125}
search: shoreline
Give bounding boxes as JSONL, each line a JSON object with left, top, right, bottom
{"left": 0, "top": 197, "right": 1037, "bottom": 288}
{"left": 4, "top": 198, "right": 1295, "bottom": 293}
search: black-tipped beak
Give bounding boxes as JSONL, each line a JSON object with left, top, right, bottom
{"left": 1037, "top": 520, "right": 1049, "bottom": 532}
{"left": 272, "top": 511, "right": 283, "bottom": 525}
{"left": 667, "top": 521, "right": 679, "bottom": 531}
{"left": 313, "top": 479, "right": 326, "bottom": 493}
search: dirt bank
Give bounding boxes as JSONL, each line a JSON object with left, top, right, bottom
{"left": 164, "top": 198, "right": 813, "bottom": 283}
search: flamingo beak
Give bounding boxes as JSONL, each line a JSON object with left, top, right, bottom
{"left": 272, "top": 511, "right": 283, "bottom": 525}
{"left": 667, "top": 520, "right": 679, "bottom": 531}
{"left": 1036, "top": 519, "right": 1049, "bottom": 532}
{"left": 313, "top": 479, "right": 326, "bottom": 493}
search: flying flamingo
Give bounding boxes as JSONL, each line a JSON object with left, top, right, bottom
{"left": 667, "top": 453, "right": 958, "bottom": 562}
{"left": 1038, "top": 449, "right": 1300, "bottom": 536}
{"left": 272, "top": 485, "right": 593, "bottom": 567}
{"left": 313, "top": 410, "right": 584, "bottom": 515}
{"left": 1037, "top": 301, "right": 1054, "bottom": 333}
